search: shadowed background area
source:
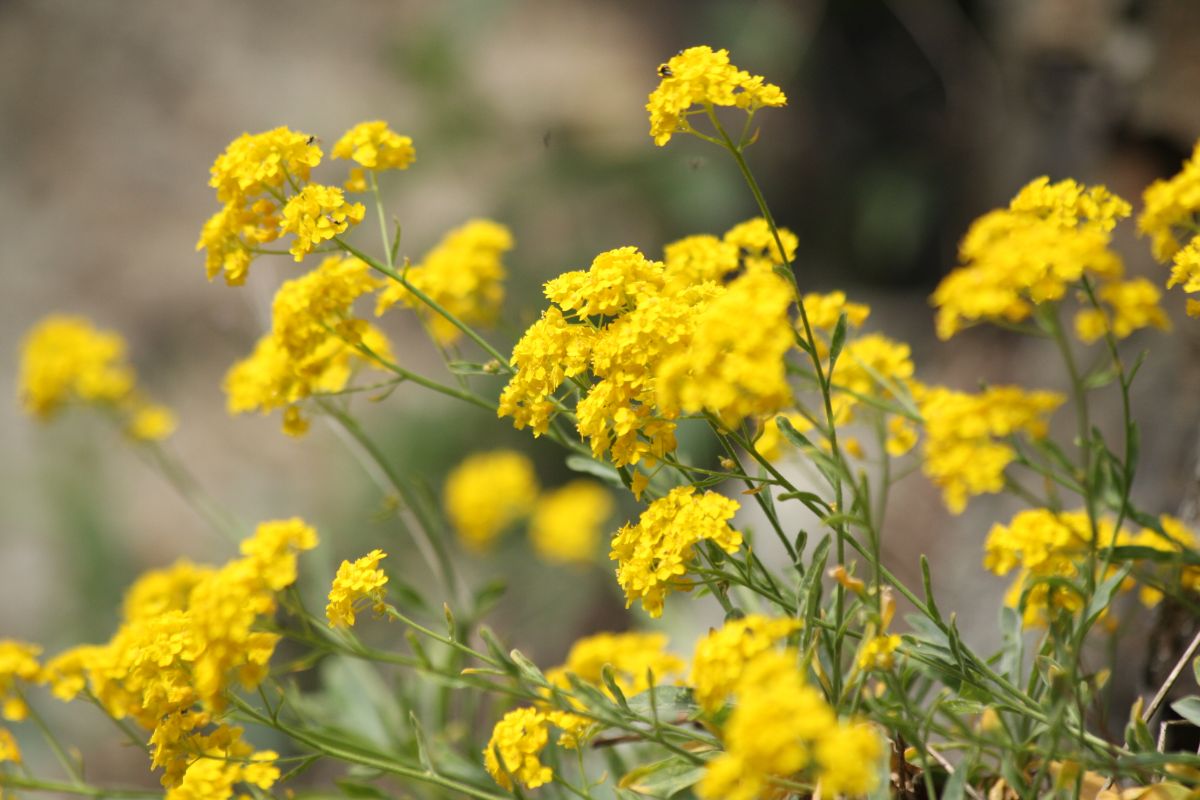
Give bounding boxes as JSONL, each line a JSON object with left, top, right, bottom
{"left": 3, "top": 0, "right": 1200, "bottom": 786}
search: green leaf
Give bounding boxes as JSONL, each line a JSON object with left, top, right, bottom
{"left": 1171, "top": 696, "right": 1200, "bottom": 727}
{"left": 619, "top": 757, "right": 707, "bottom": 798}
{"left": 1083, "top": 565, "right": 1131, "bottom": 630}
{"left": 447, "top": 360, "right": 498, "bottom": 375}
{"left": 775, "top": 415, "right": 814, "bottom": 449}
{"left": 510, "top": 649, "right": 546, "bottom": 684}
{"left": 565, "top": 454, "right": 625, "bottom": 489}
{"left": 920, "top": 555, "right": 942, "bottom": 624}
{"left": 828, "top": 312, "right": 848, "bottom": 371}
{"left": 408, "top": 711, "right": 435, "bottom": 773}
{"left": 601, "top": 664, "right": 630, "bottom": 709}
{"left": 623, "top": 685, "right": 697, "bottom": 720}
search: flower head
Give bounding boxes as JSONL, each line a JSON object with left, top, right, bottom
{"left": 376, "top": 219, "right": 513, "bottom": 344}
{"left": 444, "top": 450, "right": 539, "bottom": 552}
{"left": 18, "top": 315, "right": 176, "bottom": 441}
{"left": 610, "top": 487, "right": 741, "bottom": 617}
{"left": 326, "top": 550, "right": 389, "bottom": 627}
{"left": 333, "top": 121, "right": 416, "bottom": 172}
{"left": 647, "top": 46, "right": 786, "bottom": 146}
{"left": 279, "top": 184, "right": 366, "bottom": 261}
{"left": 529, "top": 481, "right": 614, "bottom": 564}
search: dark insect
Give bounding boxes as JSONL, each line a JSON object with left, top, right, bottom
{"left": 306, "top": 135, "right": 317, "bottom": 145}
{"left": 658, "top": 64, "right": 673, "bottom": 78}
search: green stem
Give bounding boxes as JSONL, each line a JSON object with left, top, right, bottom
{"left": 318, "top": 399, "right": 464, "bottom": 607}
{"left": 230, "top": 697, "right": 510, "bottom": 800}
{"left": 0, "top": 775, "right": 161, "bottom": 799}
{"left": 334, "top": 237, "right": 513, "bottom": 371}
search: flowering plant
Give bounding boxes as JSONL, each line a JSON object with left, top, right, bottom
{"left": 6, "top": 44, "right": 1200, "bottom": 800}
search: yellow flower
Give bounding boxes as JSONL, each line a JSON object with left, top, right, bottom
{"left": 208, "top": 127, "right": 322, "bottom": 205}
{"left": 0, "top": 641, "right": 41, "bottom": 721}
{"left": 814, "top": 721, "right": 883, "bottom": 795}
{"left": 699, "top": 649, "right": 880, "bottom": 800}
{"left": 332, "top": 120, "right": 415, "bottom": 171}
{"left": 656, "top": 268, "right": 795, "bottom": 429}
{"left": 857, "top": 634, "right": 902, "bottom": 671}
{"left": 544, "top": 631, "right": 686, "bottom": 703}
{"left": 802, "top": 290, "right": 871, "bottom": 332}
{"left": 484, "top": 707, "right": 553, "bottom": 790}
{"left": 1139, "top": 140, "right": 1200, "bottom": 262}
{"left": 376, "top": 219, "right": 513, "bottom": 344}
{"left": 1074, "top": 277, "right": 1171, "bottom": 343}
{"left": 40, "top": 520, "right": 315, "bottom": 787}
{"left": 18, "top": 315, "right": 134, "bottom": 418}
{"left": 224, "top": 256, "right": 392, "bottom": 435}
{"left": 647, "top": 46, "right": 786, "bottom": 146}
{"left": 545, "top": 246, "right": 665, "bottom": 318}
{"left": 611, "top": 487, "right": 741, "bottom": 617}
{"left": 279, "top": 184, "right": 365, "bottom": 261}
{"left": 932, "top": 177, "right": 1129, "bottom": 339}
{"left": 17, "top": 315, "right": 174, "bottom": 442}
{"left": 916, "top": 384, "right": 1063, "bottom": 513}
{"left": 444, "top": 450, "right": 539, "bottom": 552}
{"left": 985, "top": 508, "right": 1136, "bottom": 626}
{"left": 499, "top": 306, "right": 595, "bottom": 436}
{"left": 723, "top": 217, "right": 798, "bottom": 271}
{"left": 690, "top": 614, "right": 801, "bottom": 713}
{"left": 195, "top": 198, "right": 280, "bottom": 285}
{"left": 0, "top": 728, "right": 19, "bottom": 764}
{"left": 662, "top": 233, "right": 740, "bottom": 290}
{"left": 128, "top": 403, "right": 177, "bottom": 442}
{"left": 528, "top": 481, "right": 614, "bottom": 565}
{"left": 326, "top": 549, "right": 389, "bottom": 627}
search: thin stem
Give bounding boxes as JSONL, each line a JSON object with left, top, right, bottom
{"left": 335, "top": 237, "right": 513, "bottom": 371}
{"left": 0, "top": 776, "right": 161, "bottom": 799}
{"left": 318, "top": 399, "right": 464, "bottom": 607}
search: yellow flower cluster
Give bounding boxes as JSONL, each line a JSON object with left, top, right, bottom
{"left": 444, "top": 450, "right": 539, "bottom": 552}
{"left": 18, "top": 315, "right": 176, "bottom": 442}
{"left": 932, "top": 177, "right": 1134, "bottom": 339}
{"left": 483, "top": 707, "right": 559, "bottom": 791}
{"left": 280, "top": 184, "right": 366, "bottom": 261}
{"left": 199, "top": 127, "right": 322, "bottom": 284}
{"left": 857, "top": 634, "right": 902, "bottom": 671}
{"left": 545, "top": 631, "right": 686, "bottom": 702}
{"left": 528, "top": 480, "right": 614, "bottom": 564}
{"left": 333, "top": 119, "right": 416, "bottom": 191}
{"left": 1074, "top": 277, "right": 1171, "bottom": 343}
{"left": 657, "top": 268, "right": 795, "bottom": 428}
{"left": 0, "top": 641, "right": 41, "bottom": 721}
{"left": 690, "top": 614, "right": 800, "bottom": 713}
{"left": 375, "top": 219, "right": 513, "bottom": 345}
{"left": 723, "top": 217, "right": 798, "bottom": 271}
{"left": 916, "top": 384, "right": 1064, "bottom": 513}
{"left": 38, "top": 518, "right": 315, "bottom": 790}
{"left": 1133, "top": 515, "right": 1200, "bottom": 605}
{"left": 326, "top": 549, "right": 389, "bottom": 627}
{"left": 984, "top": 509, "right": 1136, "bottom": 626}
{"left": 1140, "top": 141, "right": 1200, "bottom": 317}
{"left": 199, "top": 123, "right": 410, "bottom": 284}
{"left": 224, "top": 255, "right": 392, "bottom": 435}
{"left": 500, "top": 220, "right": 797, "bottom": 468}
{"left": 610, "top": 487, "right": 742, "bottom": 617}
{"left": 484, "top": 630, "right": 686, "bottom": 789}
{"left": 696, "top": 646, "right": 880, "bottom": 800}
{"left": 647, "top": 46, "right": 786, "bottom": 146}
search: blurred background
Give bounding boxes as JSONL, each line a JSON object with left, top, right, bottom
{"left": 3, "top": 0, "right": 1200, "bottom": 786}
